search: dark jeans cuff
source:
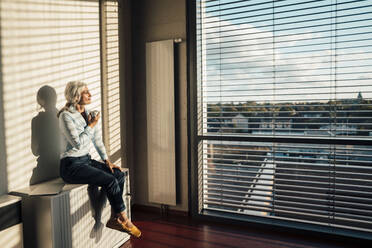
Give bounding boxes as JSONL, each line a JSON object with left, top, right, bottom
{"left": 114, "top": 204, "right": 126, "bottom": 214}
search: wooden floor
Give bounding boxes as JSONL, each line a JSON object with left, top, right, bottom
{"left": 120, "top": 210, "right": 366, "bottom": 248}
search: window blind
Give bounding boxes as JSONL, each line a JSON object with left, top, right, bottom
{"left": 0, "top": 0, "right": 102, "bottom": 190}
{"left": 101, "top": 0, "right": 122, "bottom": 166}
{"left": 196, "top": 0, "right": 372, "bottom": 236}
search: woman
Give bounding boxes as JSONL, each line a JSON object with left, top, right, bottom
{"left": 58, "top": 81, "right": 141, "bottom": 238}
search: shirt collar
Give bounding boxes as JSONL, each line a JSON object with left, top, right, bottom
{"left": 68, "top": 105, "right": 76, "bottom": 112}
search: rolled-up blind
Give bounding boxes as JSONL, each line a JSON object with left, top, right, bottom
{"left": 196, "top": 0, "right": 372, "bottom": 236}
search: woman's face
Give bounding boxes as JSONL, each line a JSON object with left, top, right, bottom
{"left": 79, "top": 86, "right": 91, "bottom": 105}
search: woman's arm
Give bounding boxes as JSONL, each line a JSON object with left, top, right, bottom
{"left": 92, "top": 124, "right": 108, "bottom": 161}
{"left": 104, "top": 159, "right": 123, "bottom": 173}
{"left": 59, "top": 112, "right": 93, "bottom": 149}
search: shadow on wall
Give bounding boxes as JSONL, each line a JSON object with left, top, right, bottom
{"left": 30, "top": 85, "right": 60, "bottom": 185}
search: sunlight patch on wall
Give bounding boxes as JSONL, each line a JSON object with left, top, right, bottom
{"left": 0, "top": 0, "right": 102, "bottom": 191}
{"left": 0, "top": 223, "right": 23, "bottom": 248}
{"left": 103, "top": 0, "right": 121, "bottom": 166}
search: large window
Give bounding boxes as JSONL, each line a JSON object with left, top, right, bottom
{"left": 0, "top": 0, "right": 121, "bottom": 191}
{"left": 101, "top": 0, "right": 122, "bottom": 166}
{"left": 196, "top": 0, "right": 372, "bottom": 236}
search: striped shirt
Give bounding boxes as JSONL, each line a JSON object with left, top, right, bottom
{"left": 59, "top": 105, "right": 108, "bottom": 160}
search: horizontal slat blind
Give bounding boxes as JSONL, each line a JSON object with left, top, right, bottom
{"left": 0, "top": 0, "right": 102, "bottom": 190}
{"left": 102, "top": 0, "right": 122, "bottom": 166}
{"left": 198, "top": 0, "right": 372, "bottom": 137}
{"left": 196, "top": 0, "right": 372, "bottom": 235}
{"left": 200, "top": 140, "right": 372, "bottom": 232}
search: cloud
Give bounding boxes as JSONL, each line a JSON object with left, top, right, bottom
{"left": 199, "top": 9, "right": 372, "bottom": 103}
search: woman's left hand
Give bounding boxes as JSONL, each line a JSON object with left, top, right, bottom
{"left": 104, "top": 160, "right": 123, "bottom": 173}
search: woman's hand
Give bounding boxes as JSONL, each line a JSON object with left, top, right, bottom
{"left": 104, "top": 159, "right": 123, "bottom": 173}
{"left": 88, "top": 111, "right": 100, "bottom": 128}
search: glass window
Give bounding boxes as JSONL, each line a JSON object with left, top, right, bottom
{"left": 196, "top": 0, "right": 372, "bottom": 234}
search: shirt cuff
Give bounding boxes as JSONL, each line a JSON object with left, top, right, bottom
{"left": 101, "top": 154, "right": 108, "bottom": 161}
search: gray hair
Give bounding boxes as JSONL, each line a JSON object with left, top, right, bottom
{"left": 57, "top": 81, "right": 87, "bottom": 117}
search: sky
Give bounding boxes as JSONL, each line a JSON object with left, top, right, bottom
{"left": 197, "top": 0, "right": 372, "bottom": 103}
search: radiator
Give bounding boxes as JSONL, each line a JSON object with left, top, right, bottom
{"left": 146, "top": 40, "right": 177, "bottom": 206}
{"left": 11, "top": 169, "right": 131, "bottom": 248}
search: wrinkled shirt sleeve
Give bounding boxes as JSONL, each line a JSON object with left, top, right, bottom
{"left": 92, "top": 124, "right": 108, "bottom": 161}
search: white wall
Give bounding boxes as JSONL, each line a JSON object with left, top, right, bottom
{"left": 0, "top": 223, "right": 23, "bottom": 248}
{"left": 0, "top": 0, "right": 102, "bottom": 192}
{"left": 0, "top": 63, "right": 7, "bottom": 195}
{"left": 132, "top": 0, "right": 188, "bottom": 211}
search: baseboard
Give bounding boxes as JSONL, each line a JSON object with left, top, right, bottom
{"left": 132, "top": 204, "right": 189, "bottom": 217}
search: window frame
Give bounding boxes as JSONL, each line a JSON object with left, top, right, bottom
{"left": 187, "top": 0, "right": 372, "bottom": 240}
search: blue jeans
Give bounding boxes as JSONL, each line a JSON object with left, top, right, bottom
{"left": 60, "top": 155, "right": 125, "bottom": 213}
